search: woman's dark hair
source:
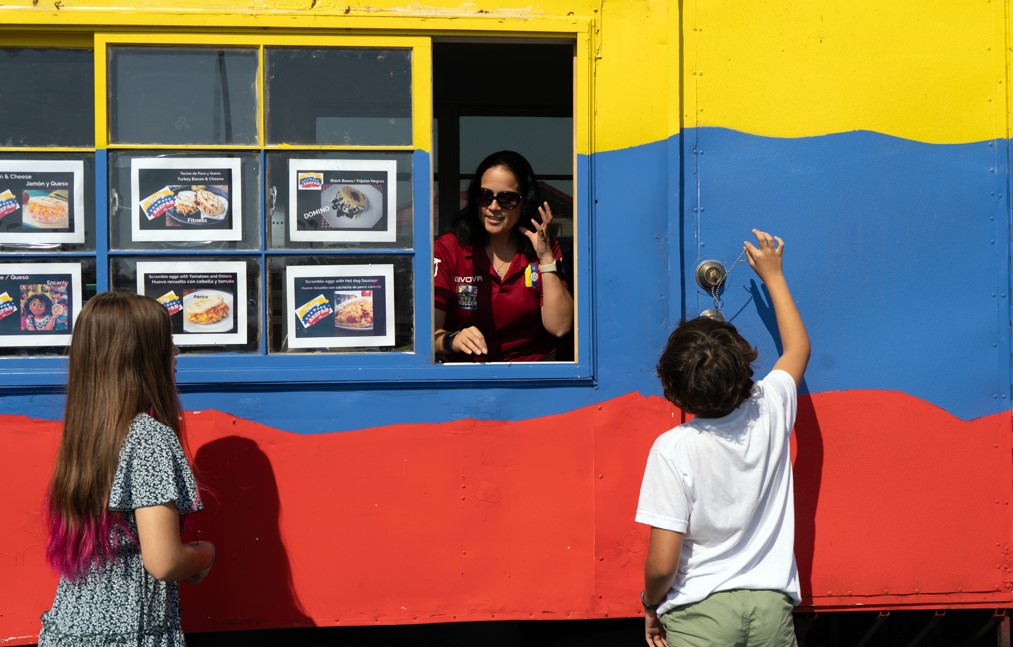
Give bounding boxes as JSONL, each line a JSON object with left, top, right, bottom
{"left": 656, "top": 317, "right": 758, "bottom": 418}
{"left": 25, "top": 293, "right": 54, "bottom": 316}
{"left": 451, "top": 150, "right": 543, "bottom": 256}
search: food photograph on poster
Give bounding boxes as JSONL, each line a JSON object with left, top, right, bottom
{"left": 0, "top": 161, "right": 85, "bottom": 244}
{"left": 131, "top": 157, "right": 242, "bottom": 242}
{"left": 287, "top": 159, "right": 396, "bottom": 243}
{"left": 136, "top": 261, "right": 248, "bottom": 346}
{"left": 285, "top": 264, "right": 394, "bottom": 349}
{"left": 0, "top": 262, "right": 82, "bottom": 347}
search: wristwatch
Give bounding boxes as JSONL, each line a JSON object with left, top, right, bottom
{"left": 538, "top": 259, "right": 560, "bottom": 274}
{"left": 641, "top": 590, "right": 660, "bottom": 612}
{"left": 442, "top": 330, "right": 460, "bottom": 353}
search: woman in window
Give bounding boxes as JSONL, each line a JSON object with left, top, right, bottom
{"left": 434, "top": 150, "right": 573, "bottom": 362}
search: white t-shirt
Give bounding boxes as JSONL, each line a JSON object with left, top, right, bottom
{"left": 636, "top": 369, "right": 800, "bottom": 613}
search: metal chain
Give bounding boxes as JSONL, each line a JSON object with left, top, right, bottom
{"left": 710, "top": 248, "right": 747, "bottom": 312}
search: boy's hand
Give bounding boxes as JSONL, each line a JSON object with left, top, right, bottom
{"left": 645, "top": 612, "right": 667, "bottom": 646}
{"left": 745, "top": 228, "right": 811, "bottom": 386}
{"left": 744, "top": 229, "right": 784, "bottom": 283}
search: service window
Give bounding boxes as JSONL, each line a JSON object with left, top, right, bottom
{"left": 432, "top": 42, "right": 577, "bottom": 364}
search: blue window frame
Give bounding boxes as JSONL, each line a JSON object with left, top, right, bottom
{"left": 0, "top": 36, "right": 592, "bottom": 389}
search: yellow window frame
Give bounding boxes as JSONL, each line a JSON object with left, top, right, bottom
{"left": 94, "top": 33, "right": 432, "bottom": 153}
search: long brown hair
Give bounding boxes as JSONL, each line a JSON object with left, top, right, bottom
{"left": 46, "top": 291, "right": 182, "bottom": 578}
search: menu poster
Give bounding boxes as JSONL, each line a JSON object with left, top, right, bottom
{"left": 136, "top": 261, "right": 248, "bottom": 346}
{"left": 288, "top": 159, "right": 397, "bottom": 243}
{"left": 0, "top": 160, "right": 85, "bottom": 244}
{"left": 286, "top": 264, "right": 395, "bottom": 349}
{"left": 0, "top": 262, "right": 82, "bottom": 348}
{"left": 131, "top": 158, "right": 242, "bottom": 242}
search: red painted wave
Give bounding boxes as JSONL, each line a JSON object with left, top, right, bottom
{"left": 1, "top": 390, "right": 1010, "bottom": 644}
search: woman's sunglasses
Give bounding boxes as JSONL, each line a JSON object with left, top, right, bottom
{"left": 477, "top": 188, "right": 523, "bottom": 210}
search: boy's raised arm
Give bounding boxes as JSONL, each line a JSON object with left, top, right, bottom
{"left": 744, "top": 229, "right": 811, "bottom": 387}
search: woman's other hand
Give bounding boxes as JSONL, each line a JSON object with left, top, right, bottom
{"left": 451, "top": 326, "right": 488, "bottom": 356}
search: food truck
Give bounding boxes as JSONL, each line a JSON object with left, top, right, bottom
{"left": 1, "top": 0, "right": 1011, "bottom": 644}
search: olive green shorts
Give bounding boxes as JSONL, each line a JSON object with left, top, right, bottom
{"left": 660, "top": 589, "right": 797, "bottom": 647}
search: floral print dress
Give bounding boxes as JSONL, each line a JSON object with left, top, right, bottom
{"left": 39, "top": 413, "right": 202, "bottom": 646}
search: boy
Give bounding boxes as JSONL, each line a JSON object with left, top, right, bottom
{"left": 636, "top": 229, "right": 810, "bottom": 647}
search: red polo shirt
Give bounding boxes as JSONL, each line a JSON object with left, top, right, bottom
{"left": 434, "top": 232, "right": 566, "bottom": 362}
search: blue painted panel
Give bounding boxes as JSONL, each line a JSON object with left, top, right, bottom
{"left": 686, "top": 128, "right": 1008, "bottom": 421}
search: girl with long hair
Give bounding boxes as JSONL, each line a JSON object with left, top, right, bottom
{"left": 433, "top": 150, "right": 574, "bottom": 361}
{"left": 39, "top": 291, "right": 215, "bottom": 646}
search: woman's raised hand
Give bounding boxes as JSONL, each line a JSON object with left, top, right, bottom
{"left": 522, "top": 201, "right": 556, "bottom": 263}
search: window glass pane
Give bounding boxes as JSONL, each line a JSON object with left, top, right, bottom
{"left": 459, "top": 116, "right": 572, "bottom": 177}
{"left": 0, "top": 49, "right": 94, "bottom": 148}
{"left": 110, "top": 256, "right": 261, "bottom": 354}
{"left": 268, "top": 255, "right": 413, "bottom": 353}
{"left": 266, "top": 48, "right": 411, "bottom": 146}
{"left": 109, "top": 47, "right": 258, "bottom": 146}
{"left": 108, "top": 151, "right": 261, "bottom": 251}
{"left": 266, "top": 151, "right": 413, "bottom": 250}
{"left": 0, "top": 153, "right": 96, "bottom": 254}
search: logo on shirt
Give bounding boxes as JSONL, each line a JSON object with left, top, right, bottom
{"left": 454, "top": 275, "right": 483, "bottom": 283}
{"left": 456, "top": 284, "right": 479, "bottom": 310}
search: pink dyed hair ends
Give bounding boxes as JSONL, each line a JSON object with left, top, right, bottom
{"left": 45, "top": 506, "right": 132, "bottom": 580}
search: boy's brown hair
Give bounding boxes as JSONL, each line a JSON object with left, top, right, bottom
{"left": 657, "top": 317, "right": 758, "bottom": 418}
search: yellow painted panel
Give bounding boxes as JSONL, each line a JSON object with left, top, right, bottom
{"left": 685, "top": 0, "right": 1006, "bottom": 144}
{"left": 590, "top": 0, "right": 678, "bottom": 153}
{"left": 0, "top": 2, "right": 586, "bottom": 32}
{"left": 6, "top": 1, "right": 1012, "bottom": 148}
